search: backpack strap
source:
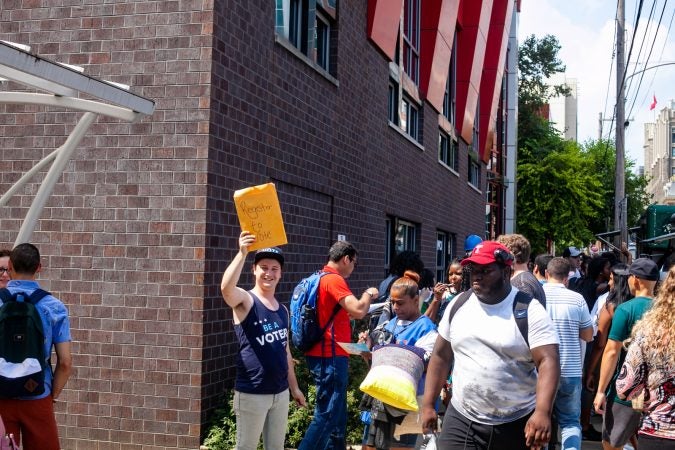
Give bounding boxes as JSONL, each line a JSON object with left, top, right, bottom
{"left": 27, "top": 289, "right": 50, "bottom": 305}
{"left": 0, "top": 288, "right": 11, "bottom": 303}
{"left": 0, "top": 288, "right": 50, "bottom": 304}
{"left": 512, "top": 290, "right": 532, "bottom": 347}
{"left": 446, "top": 288, "right": 531, "bottom": 346}
{"left": 445, "top": 289, "right": 474, "bottom": 328}
{"left": 315, "top": 272, "right": 343, "bottom": 349}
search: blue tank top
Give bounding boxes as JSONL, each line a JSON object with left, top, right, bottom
{"left": 234, "top": 292, "right": 289, "bottom": 394}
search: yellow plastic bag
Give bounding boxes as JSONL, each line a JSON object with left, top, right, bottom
{"left": 234, "top": 183, "right": 287, "bottom": 251}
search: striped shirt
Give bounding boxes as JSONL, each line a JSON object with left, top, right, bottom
{"left": 542, "top": 282, "right": 592, "bottom": 377}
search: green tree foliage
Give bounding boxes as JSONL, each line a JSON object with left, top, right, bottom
{"left": 581, "top": 139, "right": 652, "bottom": 232}
{"left": 518, "top": 35, "right": 570, "bottom": 110}
{"left": 516, "top": 35, "right": 650, "bottom": 254}
{"left": 517, "top": 139, "right": 604, "bottom": 253}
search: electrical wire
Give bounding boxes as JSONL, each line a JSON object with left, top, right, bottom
{"left": 626, "top": 0, "right": 668, "bottom": 120}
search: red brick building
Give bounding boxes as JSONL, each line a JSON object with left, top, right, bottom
{"left": 0, "top": 0, "right": 519, "bottom": 447}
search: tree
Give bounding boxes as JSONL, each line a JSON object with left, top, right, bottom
{"left": 582, "top": 139, "right": 652, "bottom": 234}
{"left": 518, "top": 35, "right": 570, "bottom": 111}
{"left": 516, "top": 35, "right": 603, "bottom": 254}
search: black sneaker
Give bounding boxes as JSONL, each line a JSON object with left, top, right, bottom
{"left": 582, "top": 426, "right": 602, "bottom": 441}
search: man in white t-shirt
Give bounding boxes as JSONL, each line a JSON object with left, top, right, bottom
{"left": 421, "top": 241, "right": 560, "bottom": 450}
{"left": 543, "top": 257, "right": 593, "bottom": 450}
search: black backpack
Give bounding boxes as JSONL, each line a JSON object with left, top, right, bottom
{"left": 446, "top": 289, "right": 532, "bottom": 346}
{"left": 0, "top": 288, "right": 50, "bottom": 398}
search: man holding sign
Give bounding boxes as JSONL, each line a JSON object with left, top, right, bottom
{"left": 221, "top": 231, "right": 306, "bottom": 450}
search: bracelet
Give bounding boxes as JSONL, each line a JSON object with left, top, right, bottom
{"left": 365, "top": 290, "right": 374, "bottom": 298}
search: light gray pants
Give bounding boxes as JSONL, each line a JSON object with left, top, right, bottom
{"left": 234, "top": 390, "right": 290, "bottom": 450}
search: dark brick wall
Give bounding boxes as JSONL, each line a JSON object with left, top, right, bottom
{"left": 1, "top": 1, "right": 212, "bottom": 449}
{"left": 1, "top": 0, "right": 486, "bottom": 448}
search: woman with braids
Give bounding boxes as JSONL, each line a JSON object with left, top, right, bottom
{"left": 616, "top": 265, "right": 675, "bottom": 449}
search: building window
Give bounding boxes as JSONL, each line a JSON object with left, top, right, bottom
{"left": 388, "top": 82, "right": 400, "bottom": 125}
{"left": 385, "top": 217, "right": 420, "bottom": 277}
{"left": 403, "top": 0, "right": 420, "bottom": 85}
{"left": 439, "top": 131, "right": 458, "bottom": 171}
{"left": 442, "top": 33, "right": 457, "bottom": 124}
{"left": 400, "top": 96, "right": 419, "bottom": 140}
{"left": 276, "top": 0, "right": 337, "bottom": 75}
{"left": 314, "top": 9, "right": 330, "bottom": 71}
{"left": 671, "top": 146, "right": 675, "bottom": 158}
{"left": 469, "top": 155, "right": 481, "bottom": 188}
{"left": 671, "top": 166, "right": 675, "bottom": 178}
{"left": 436, "top": 232, "right": 456, "bottom": 283}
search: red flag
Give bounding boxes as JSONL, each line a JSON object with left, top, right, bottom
{"left": 650, "top": 94, "right": 657, "bottom": 110}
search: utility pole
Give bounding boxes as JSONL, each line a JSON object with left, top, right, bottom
{"left": 615, "top": 0, "right": 627, "bottom": 246}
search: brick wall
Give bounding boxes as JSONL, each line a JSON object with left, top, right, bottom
{"left": 0, "top": 1, "right": 486, "bottom": 448}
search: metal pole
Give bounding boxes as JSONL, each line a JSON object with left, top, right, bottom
{"left": 615, "top": 0, "right": 627, "bottom": 246}
{"left": 599, "top": 112, "right": 602, "bottom": 141}
{"left": 14, "top": 112, "right": 97, "bottom": 245}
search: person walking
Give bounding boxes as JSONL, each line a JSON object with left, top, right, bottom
{"left": 0, "top": 243, "right": 73, "bottom": 450}
{"left": 543, "top": 257, "right": 594, "bottom": 450}
{"left": 616, "top": 265, "right": 675, "bottom": 450}
{"left": 421, "top": 241, "right": 560, "bottom": 450}
{"left": 593, "top": 258, "right": 659, "bottom": 450}
{"left": 298, "top": 240, "right": 379, "bottom": 450}
{"left": 220, "top": 231, "right": 306, "bottom": 450}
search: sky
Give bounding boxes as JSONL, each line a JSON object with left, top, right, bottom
{"left": 519, "top": 0, "right": 675, "bottom": 170}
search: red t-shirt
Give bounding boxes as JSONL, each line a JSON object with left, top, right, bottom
{"left": 305, "top": 266, "right": 353, "bottom": 357}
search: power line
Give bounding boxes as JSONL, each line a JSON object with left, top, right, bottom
{"left": 626, "top": 0, "right": 668, "bottom": 120}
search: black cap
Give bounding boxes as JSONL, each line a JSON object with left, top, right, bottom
{"left": 254, "top": 247, "right": 284, "bottom": 267}
{"left": 629, "top": 258, "right": 659, "bottom": 281}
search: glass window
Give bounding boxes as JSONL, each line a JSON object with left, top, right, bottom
{"left": 442, "top": 33, "right": 457, "bottom": 124}
{"left": 385, "top": 217, "right": 419, "bottom": 277}
{"left": 439, "top": 131, "right": 458, "bottom": 171}
{"left": 403, "top": 0, "right": 420, "bottom": 84}
{"left": 388, "top": 82, "right": 400, "bottom": 125}
{"left": 469, "top": 156, "right": 481, "bottom": 188}
{"left": 314, "top": 10, "right": 330, "bottom": 71}
{"left": 671, "top": 146, "right": 675, "bottom": 158}
{"left": 395, "top": 219, "right": 418, "bottom": 254}
{"left": 401, "top": 96, "right": 419, "bottom": 140}
{"left": 276, "top": 0, "right": 336, "bottom": 75}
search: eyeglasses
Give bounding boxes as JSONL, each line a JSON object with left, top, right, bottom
{"left": 348, "top": 256, "right": 358, "bottom": 268}
{"left": 0, "top": 268, "right": 8, "bottom": 274}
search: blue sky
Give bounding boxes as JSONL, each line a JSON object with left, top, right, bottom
{"left": 519, "top": 0, "right": 675, "bottom": 169}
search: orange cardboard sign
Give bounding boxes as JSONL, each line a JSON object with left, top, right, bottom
{"left": 233, "top": 183, "right": 287, "bottom": 251}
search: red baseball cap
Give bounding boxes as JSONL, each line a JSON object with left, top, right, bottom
{"left": 460, "top": 241, "right": 514, "bottom": 266}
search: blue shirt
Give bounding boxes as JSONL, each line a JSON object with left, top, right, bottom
{"left": 4, "top": 280, "right": 71, "bottom": 399}
{"left": 234, "top": 292, "right": 289, "bottom": 394}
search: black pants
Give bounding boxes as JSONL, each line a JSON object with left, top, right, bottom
{"left": 639, "top": 433, "right": 675, "bottom": 450}
{"left": 437, "top": 403, "right": 532, "bottom": 450}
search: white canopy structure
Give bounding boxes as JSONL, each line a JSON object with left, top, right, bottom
{"left": 0, "top": 41, "right": 155, "bottom": 245}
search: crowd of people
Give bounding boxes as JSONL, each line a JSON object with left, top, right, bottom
{"left": 220, "top": 231, "right": 675, "bottom": 450}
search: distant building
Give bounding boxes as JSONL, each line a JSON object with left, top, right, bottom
{"left": 547, "top": 74, "right": 578, "bottom": 141}
{"left": 645, "top": 100, "right": 675, "bottom": 204}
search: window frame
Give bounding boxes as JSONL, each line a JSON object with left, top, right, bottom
{"left": 439, "top": 130, "right": 458, "bottom": 172}
{"left": 402, "top": 0, "right": 420, "bottom": 85}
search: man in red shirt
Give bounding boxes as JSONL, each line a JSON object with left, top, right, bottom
{"left": 298, "top": 240, "right": 379, "bottom": 450}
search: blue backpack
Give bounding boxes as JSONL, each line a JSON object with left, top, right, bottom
{"left": 0, "top": 288, "right": 50, "bottom": 398}
{"left": 290, "top": 271, "right": 341, "bottom": 352}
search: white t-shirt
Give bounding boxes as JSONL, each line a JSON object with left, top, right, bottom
{"left": 438, "top": 287, "right": 559, "bottom": 425}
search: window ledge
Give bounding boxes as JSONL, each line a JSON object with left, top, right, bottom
{"left": 467, "top": 182, "right": 482, "bottom": 194}
{"left": 439, "top": 161, "right": 459, "bottom": 177}
{"left": 388, "top": 121, "right": 424, "bottom": 151}
{"left": 274, "top": 34, "right": 339, "bottom": 87}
